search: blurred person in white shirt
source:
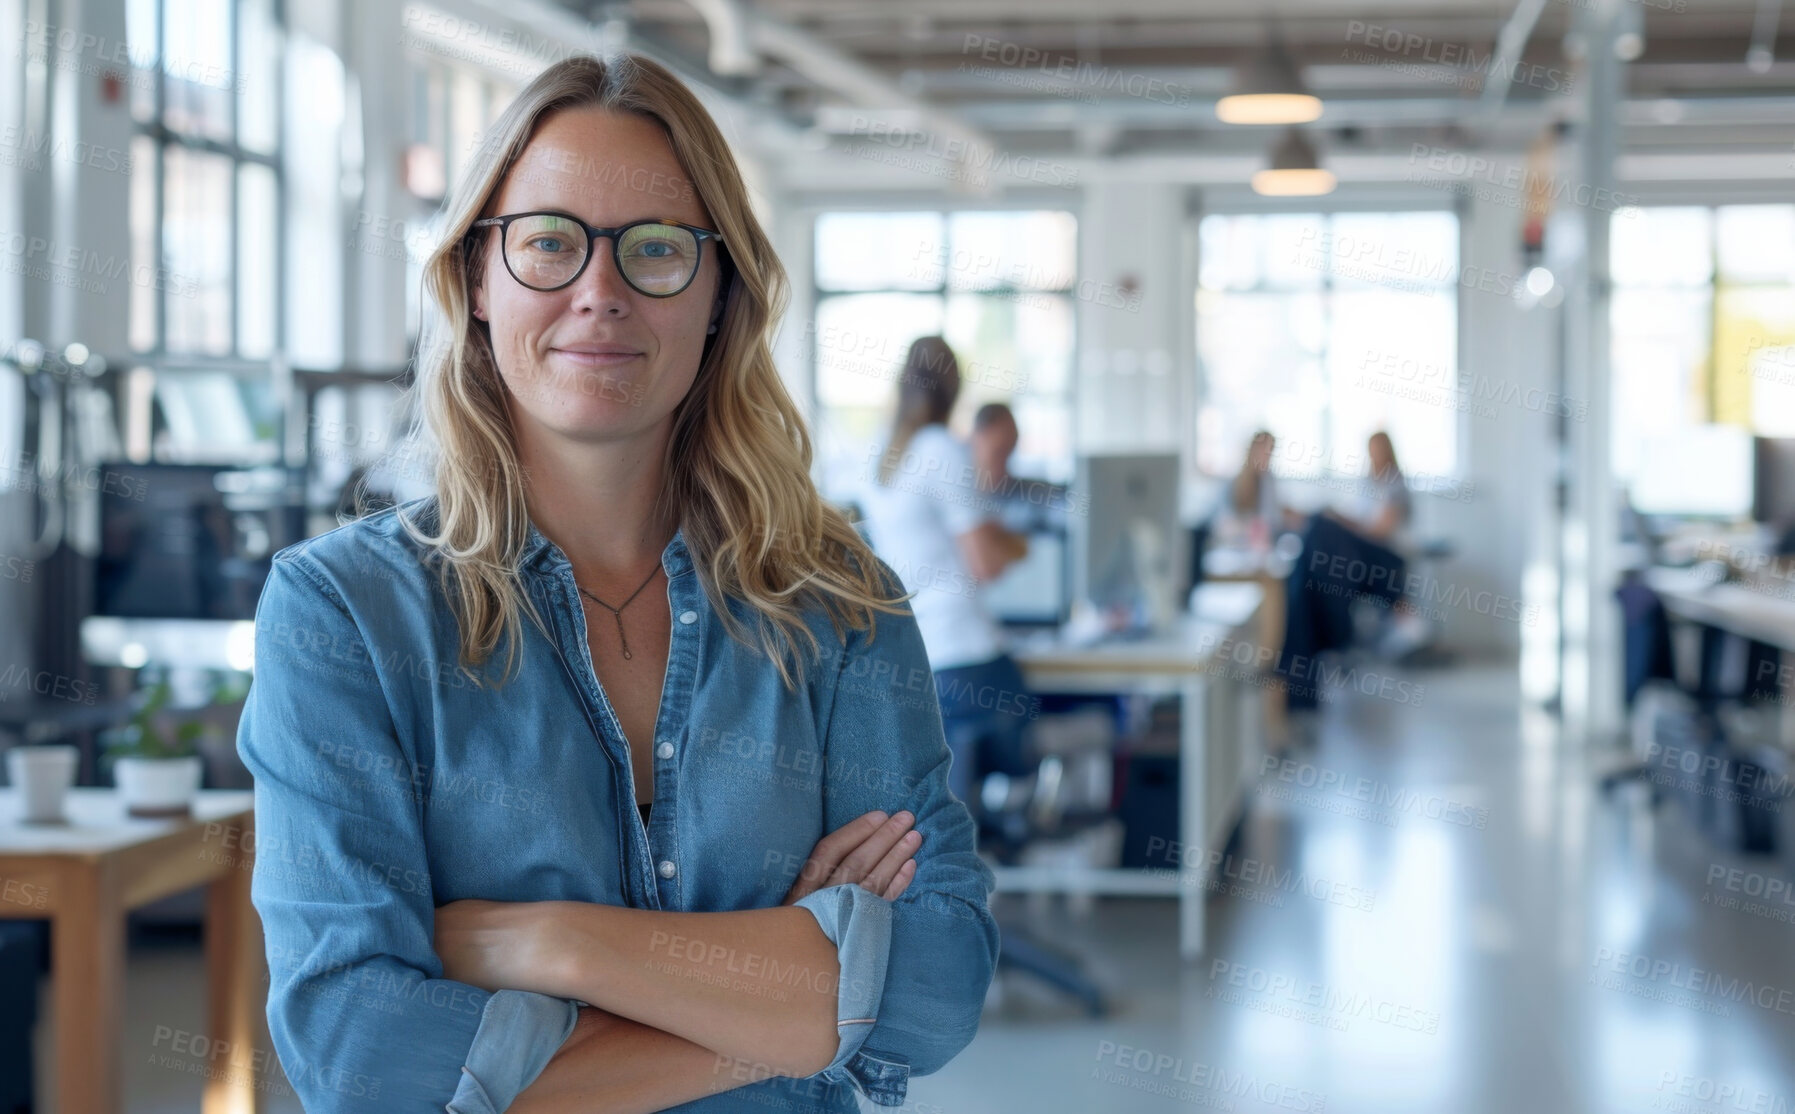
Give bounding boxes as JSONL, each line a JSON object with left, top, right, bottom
{"left": 859, "top": 338, "right": 1038, "bottom": 817}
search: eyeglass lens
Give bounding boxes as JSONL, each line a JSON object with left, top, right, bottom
{"left": 503, "top": 215, "right": 701, "bottom": 295}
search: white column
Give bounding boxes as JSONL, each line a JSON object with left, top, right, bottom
{"left": 1075, "top": 178, "right": 1185, "bottom": 456}
{"left": 1556, "top": 0, "right": 1625, "bottom": 741}
{"left": 343, "top": 0, "right": 415, "bottom": 369}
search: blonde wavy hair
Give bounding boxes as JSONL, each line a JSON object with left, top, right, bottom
{"left": 401, "top": 52, "right": 904, "bottom": 687}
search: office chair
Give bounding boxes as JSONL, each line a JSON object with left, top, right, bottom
{"left": 1604, "top": 575, "right": 1784, "bottom": 854}
{"left": 947, "top": 719, "right": 1110, "bottom": 1018}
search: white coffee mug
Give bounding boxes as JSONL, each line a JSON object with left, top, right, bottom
{"left": 6, "top": 745, "right": 80, "bottom": 824}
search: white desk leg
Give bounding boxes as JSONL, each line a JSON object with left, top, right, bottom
{"left": 1180, "top": 674, "right": 1210, "bottom": 960}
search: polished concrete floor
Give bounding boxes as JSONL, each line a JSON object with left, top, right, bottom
{"left": 917, "top": 659, "right": 1795, "bottom": 1114}
{"left": 46, "top": 658, "right": 1795, "bottom": 1112}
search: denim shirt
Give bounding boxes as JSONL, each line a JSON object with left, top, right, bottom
{"left": 235, "top": 500, "right": 998, "bottom": 1112}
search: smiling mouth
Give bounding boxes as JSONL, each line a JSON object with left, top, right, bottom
{"left": 552, "top": 349, "right": 641, "bottom": 365}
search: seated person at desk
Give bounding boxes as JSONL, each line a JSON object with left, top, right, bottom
{"left": 1215, "top": 429, "right": 1307, "bottom": 540}
{"left": 860, "top": 338, "right": 1038, "bottom": 817}
{"left": 970, "top": 402, "right": 1070, "bottom": 534}
{"left": 1275, "top": 431, "right": 1426, "bottom": 711}
{"left": 1190, "top": 429, "right": 1302, "bottom": 590}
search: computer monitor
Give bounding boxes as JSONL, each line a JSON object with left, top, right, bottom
{"left": 1630, "top": 425, "right": 1755, "bottom": 521}
{"left": 1072, "top": 453, "right": 1186, "bottom": 629}
{"left": 1753, "top": 437, "right": 1795, "bottom": 528}
{"left": 95, "top": 463, "right": 307, "bottom": 620}
{"left": 984, "top": 529, "right": 1068, "bottom": 627}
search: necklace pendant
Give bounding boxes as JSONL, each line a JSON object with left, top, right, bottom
{"left": 622, "top": 648, "right": 633, "bottom": 661}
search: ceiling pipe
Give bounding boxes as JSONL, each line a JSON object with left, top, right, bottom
{"left": 685, "top": 0, "right": 995, "bottom": 170}
{"left": 1477, "top": 0, "right": 1551, "bottom": 130}
{"left": 686, "top": 0, "right": 760, "bottom": 76}
{"left": 1747, "top": 0, "right": 1783, "bottom": 72}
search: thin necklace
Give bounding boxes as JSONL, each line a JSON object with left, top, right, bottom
{"left": 575, "top": 564, "right": 663, "bottom": 661}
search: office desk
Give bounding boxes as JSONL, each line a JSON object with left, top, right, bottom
{"left": 0, "top": 788, "right": 268, "bottom": 1114}
{"left": 1646, "top": 568, "right": 1795, "bottom": 746}
{"left": 1647, "top": 570, "right": 1795, "bottom": 652}
{"left": 1009, "top": 581, "right": 1264, "bottom": 958}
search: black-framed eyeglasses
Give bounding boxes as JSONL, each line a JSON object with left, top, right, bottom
{"left": 470, "top": 211, "right": 725, "bottom": 298}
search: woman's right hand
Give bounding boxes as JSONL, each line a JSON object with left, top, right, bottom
{"left": 781, "top": 810, "right": 922, "bottom": 905}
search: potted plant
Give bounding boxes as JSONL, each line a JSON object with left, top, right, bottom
{"left": 101, "top": 678, "right": 206, "bottom": 817}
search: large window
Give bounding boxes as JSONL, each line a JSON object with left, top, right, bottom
{"left": 398, "top": 55, "right": 519, "bottom": 346}
{"left": 810, "top": 210, "right": 1077, "bottom": 506}
{"left": 1610, "top": 204, "right": 1795, "bottom": 479}
{"left": 1195, "top": 211, "right": 1460, "bottom": 481}
{"left": 127, "top": 0, "right": 282, "bottom": 359}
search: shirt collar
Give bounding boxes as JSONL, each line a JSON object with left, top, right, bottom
{"left": 520, "top": 519, "right": 693, "bottom": 580}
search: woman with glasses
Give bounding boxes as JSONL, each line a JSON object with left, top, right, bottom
{"left": 237, "top": 54, "right": 996, "bottom": 1114}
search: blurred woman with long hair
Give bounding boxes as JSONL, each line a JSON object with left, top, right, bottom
{"left": 859, "top": 337, "right": 1036, "bottom": 822}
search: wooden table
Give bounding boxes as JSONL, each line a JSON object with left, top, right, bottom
{"left": 0, "top": 787, "right": 267, "bottom": 1114}
{"left": 1009, "top": 581, "right": 1264, "bottom": 958}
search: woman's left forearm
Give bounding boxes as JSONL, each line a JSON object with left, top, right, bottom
{"left": 539, "top": 903, "right": 842, "bottom": 1078}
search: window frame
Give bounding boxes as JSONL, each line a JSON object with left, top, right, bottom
{"left": 1607, "top": 201, "right": 1795, "bottom": 479}
{"left": 131, "top": 0, "right": 286, "bottom": 366}
{"left": 1191, "top": 198, "right": 1468, "bottom": 483}
{"left": 803, "top": 198, "right": 1082, "bottom": 498}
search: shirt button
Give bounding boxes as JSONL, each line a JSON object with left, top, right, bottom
{"left": 656, "top": 741, "right": 675, "bottom": 760}
{"left": 679, "top": 610, "right": 698, "bottom": 625}
{"left": 658, "top": 860, "right": 677, "bottom": 879}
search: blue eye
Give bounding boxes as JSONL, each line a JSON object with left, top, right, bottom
{"left": 526, "top": 236, "right": 574, "bottom": 253}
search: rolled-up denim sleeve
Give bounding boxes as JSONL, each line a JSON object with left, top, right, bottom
{"left": 796, "top": 594, "right": 1000, "bottom": 1106}
{"left": 238, "top": 554, "right": 577, "bottom": 1112}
